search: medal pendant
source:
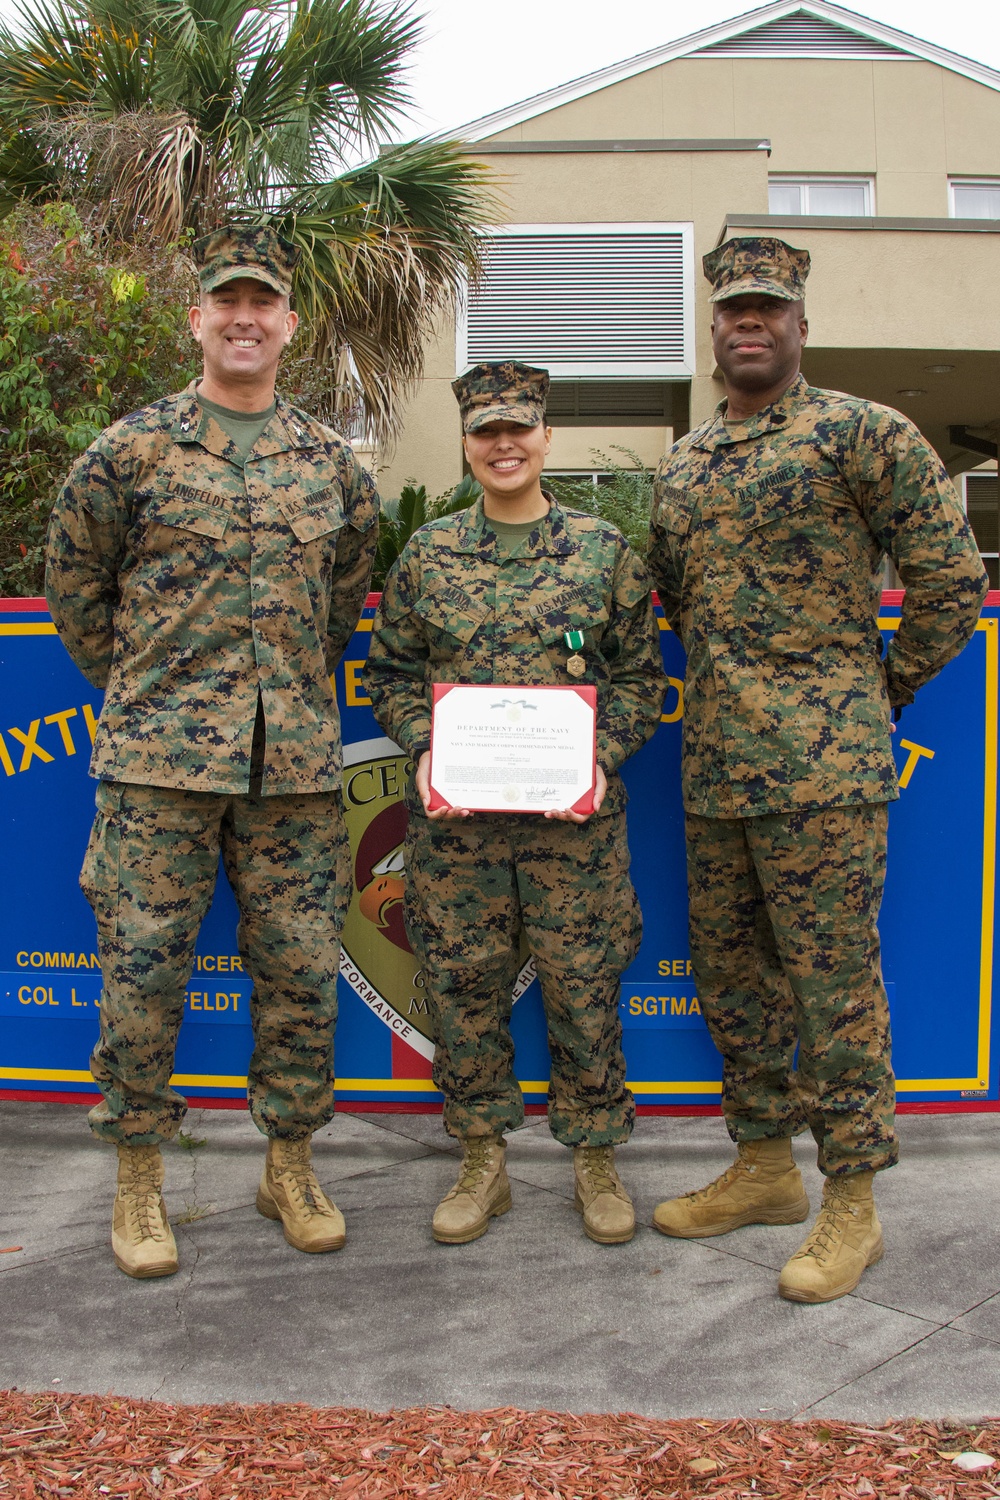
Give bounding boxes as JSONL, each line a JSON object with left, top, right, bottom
{"left": 563, "top": 630, "right": 586, "bottom": 679}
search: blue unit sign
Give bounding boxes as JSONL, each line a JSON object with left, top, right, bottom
{"left": 1, "top": 593, "right": 997, "bottom": 1108}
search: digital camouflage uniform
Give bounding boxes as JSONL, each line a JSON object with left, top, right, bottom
{"left": 367, "top": 394, "right": 666, "bottom": 1143}
{"left": 648, "top": 238, "right": 988, "bottom": 1175}
{"left": 45, "top": 229, "right": 378, "bottom": 1146}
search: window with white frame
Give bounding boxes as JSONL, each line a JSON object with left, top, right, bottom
{"left": 768, "top": 177, "right": 873, "bottom": 216}
{"left": 949, "top": 180, "right": 1000, "bottom": 219}
{"left": 964, "top": 470, "right": 999, "bottom": 589}
{"left": 458, "top": 223, "right": 695, "bottom": 379}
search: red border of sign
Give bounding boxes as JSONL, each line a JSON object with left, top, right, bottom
{"left": 4, "top": 1090, "right": 999, "bottom": 1117}
{"left": 427, "top": 682, "right": 598, "bottom": 816}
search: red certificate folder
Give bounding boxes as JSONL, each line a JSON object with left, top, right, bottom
{"left": 428, "top": 683, "right": 598, "bottom": 815}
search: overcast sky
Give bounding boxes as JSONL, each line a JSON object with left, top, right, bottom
{"left": 395, "top": 0, "right": 1000, "bottom": 138}
{"left": 0, "top": 0, "right": 996, "bottom": 140}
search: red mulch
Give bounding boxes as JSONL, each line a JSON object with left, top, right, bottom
{"left": 1, "top": 1392, "right": 998, "bottom": 1498}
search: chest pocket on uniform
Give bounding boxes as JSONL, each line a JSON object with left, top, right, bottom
{"left": 657, "top": 484, "right": 698, "bottom": 537}
{"left": 739, "top": 465, "right": 811, "bottom": 534}
{"left": 285, "top": 485, "right": 345, "bottom": 544}
{"left": 530, "top": 590, "right": 611, "bottom": 685}
{"left": 529, "top": 587, "right": 609, "bottom": 648}
{"left": 414, "top": 587, "right": 491, "bottom": 647}
{"left": 144, "top": 489, "right": 230, "bottom": 540}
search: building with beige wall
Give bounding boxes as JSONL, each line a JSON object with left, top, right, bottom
{"left": 379, "top": 0, "right": 1000, "bottom": 581}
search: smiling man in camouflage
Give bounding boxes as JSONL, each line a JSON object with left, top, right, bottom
{"left": 45, "top": 226, "right": 377, "bottom": 1278}
{"left": 647, "top": 236, "right": 987, "bottom": 1302}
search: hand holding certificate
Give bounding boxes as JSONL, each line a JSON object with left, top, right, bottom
{"left": 427, "top": 684, "right": 598, "bottom": 815}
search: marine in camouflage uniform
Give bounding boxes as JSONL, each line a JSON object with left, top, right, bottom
{"left": 367, "top": 361, "right": 666, "bottom": 1245}
{"left": 647, "top": 236, "right": 988, "bottom": 1301}
{"left": 45, "top": 226, "right": 377, "bottom": 1277}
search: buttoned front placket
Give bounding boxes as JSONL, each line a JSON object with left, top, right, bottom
{"left": 241, "top": 410, "right": 325, "bottom": 791}
{"left": 683, "top": 379, "right": 808, "bottom": 812}
{"left": 452, "top": 499, "right": 581, "bottom": 686}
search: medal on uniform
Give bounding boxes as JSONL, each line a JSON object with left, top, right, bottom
{"left": 564, "top": 630, "right": 586, "bottom": 678}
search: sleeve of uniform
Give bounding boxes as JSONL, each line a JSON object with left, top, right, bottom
{"left": 647, "top": 458, "right": 686, "bottom": 638}
{"left": 365, "top": 541, "right": 433, "bottom": 757}
{"left": 597, "top": 540, "right": 668, "bottom": 773}
{"left": 325, "top": 455, "right": 379, "bottom": 673}
{"left": 846, "top": 408, "right": 988, "bottom": 708}
{"left": 44, "top": 436, "right": 128, "bottom": 690}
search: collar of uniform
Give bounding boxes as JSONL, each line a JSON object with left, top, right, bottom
{"left": 693, "top": 372, "right": 809, "bottom": 451}
{"left": 252, "top": 398, "right": 316, "bottom": 458}
{"left": 170, "top": 382, "right": 314, "bottom": 460}
{"left": 168, "top": 385, "right": 241, "bottom": 466}
{"left": 453, "top": 493, "right": 578, "bottom": 557}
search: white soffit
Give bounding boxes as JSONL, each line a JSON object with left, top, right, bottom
{"left": 449, "top": 0, "right": 1000, "bottom": 142}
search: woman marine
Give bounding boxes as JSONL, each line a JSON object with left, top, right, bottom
{"left": 366, "top": 361, "right": 666, "bottom": 1245}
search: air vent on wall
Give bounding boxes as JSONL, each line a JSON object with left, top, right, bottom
{"left": 693, "top": 12, "right": 907, "bottom": 57}
{"left": 462, "top": 227, "right": 693, "bottom": 378}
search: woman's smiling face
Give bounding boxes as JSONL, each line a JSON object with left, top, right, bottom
{"left": 462, "top": 419, "right": 552, "bottom": 505}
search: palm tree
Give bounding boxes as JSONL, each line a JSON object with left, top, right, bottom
{"left": 0, "top": 0, "right": 496, "bottom": 439}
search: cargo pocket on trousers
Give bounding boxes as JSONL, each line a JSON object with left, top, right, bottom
{"left": 80, "top": 781, "right": 124, "bottom": 938}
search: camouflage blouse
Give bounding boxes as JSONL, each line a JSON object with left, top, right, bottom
{"left": 45, "top": 384, "right": 377, "bottom": 795}
{"left": 649, "top": 375, "right": 988, "bottom": 818}
{"left": 366, "top": 496, "right": 667, "bottom": 813}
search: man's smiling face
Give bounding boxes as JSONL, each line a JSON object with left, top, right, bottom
{"left": 189, "top": 277, "right": 298, "bottom": 397}
{"left": 711, "top": 293, "right": 808, "bottom": 397}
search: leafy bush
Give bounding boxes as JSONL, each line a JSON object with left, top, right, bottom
{"left": 544, "top": 446, "right": 655, "bottom": 556}
{"left": 0, "top": 203, "right": 199, "bottom": 595}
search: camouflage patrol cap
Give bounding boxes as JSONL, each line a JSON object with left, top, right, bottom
{"left": 703, "top": 236, "right": 810, "bottom": 303}
{"left": 193, "top": 225, "right": 300, "bottom": 297}
{"left": 452, "top": 361, "right": 550, "bottom": 433}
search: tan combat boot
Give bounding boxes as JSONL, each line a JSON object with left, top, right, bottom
{"left": 256, "top": 1136, "right": 346, "bottom": 1253}
{"left": 574, "top": 1145, "right": 635, "bottom": 1244}
{"left": 652, "top": 1136, "right": 809, "bottom": 1239}
{"left": 778, "top": 1171, "right": 883, "bottom": 1303}
{"left": 112, "top": 1143, "right": 179, "bottom": 1279}
{"left": 432, "top": 1135, "right": 511, "bottom": 1244}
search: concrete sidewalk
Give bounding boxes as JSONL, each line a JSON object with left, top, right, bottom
{"left": 1, "top": 1101, "right": 998, "bottom": 1421}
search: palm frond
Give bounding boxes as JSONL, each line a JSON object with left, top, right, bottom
{"left": 265, "top": 140, "right": 497, "bottom": 441}
{"left": 0, "top": 0, "right": 499, "bottom": 442}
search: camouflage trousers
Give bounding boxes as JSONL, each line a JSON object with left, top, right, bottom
{"left": 81, "top": 780, "right": 351, "bottom": 1146}
{"left": 686, "top": 803, "right": 897, "bottom": 1176}
{"left": 404, "top": 808, "right": 640, "bottom": 1146}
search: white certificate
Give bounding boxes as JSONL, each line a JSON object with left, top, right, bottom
{"left": 428, "top": 684, "right": 597, "bottom": 814}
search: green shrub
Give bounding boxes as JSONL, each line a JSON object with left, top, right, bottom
{"left": 545, "top": 447, "right": 655, "bottom": 556}
{"left": 0, "top": 203, "right": 199, "bottom": 596}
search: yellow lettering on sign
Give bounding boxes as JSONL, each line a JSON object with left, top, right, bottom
{"left": 8, "top": 720, "right": 55, "bottom": 770}
{"left": 344, "top": 661, "right": 371, "bottom": 707}
{"left": 660, "top": 677, "right": 684, "bottom": 725}
{"left": 658, "top": 959, "right": 693, "bottom": 977}
{"left": 898, "top": 739, "right": 935, "bottom": 790}
{"left": 44, "top": 707, "right": 78, "bottom": 755}
{"left": 0, "top": 732, "right": 15, "bottom": 777}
